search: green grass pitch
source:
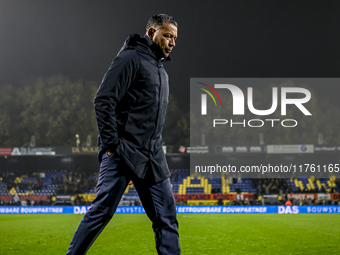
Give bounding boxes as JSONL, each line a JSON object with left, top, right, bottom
{"left": 0, "top": 214, "right": 339, "bottom": 254}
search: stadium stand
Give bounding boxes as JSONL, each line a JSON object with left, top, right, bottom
{"left": 0, "top": 168, "right": 339, "bottom": 206}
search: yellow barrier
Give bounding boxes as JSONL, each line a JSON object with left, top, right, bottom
{"left": 186, "top": 200, "right": 230, "bottom": 206}
{"left": 77, "top": 194, "right": 96, "bottom": 202}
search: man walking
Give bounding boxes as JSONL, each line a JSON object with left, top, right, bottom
{"left": 66, "top": 14, "right": 180, "bottom": 255}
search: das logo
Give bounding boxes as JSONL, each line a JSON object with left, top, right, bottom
{"left": 278, "top": 206, "right": 299, "bottom": 214}
{"left": 74, "top": 206, "right": 89, "bottom": 214}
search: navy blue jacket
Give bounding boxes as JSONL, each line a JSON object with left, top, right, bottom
{"left": 94, "top": 34, "right": 171, "bottom": 183}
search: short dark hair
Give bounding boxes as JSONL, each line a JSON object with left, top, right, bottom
{"left": 146, "top": 14, "right": 178, "bottom": 32}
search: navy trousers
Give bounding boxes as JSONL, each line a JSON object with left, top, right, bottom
{"left": 66, "top": 152, "right": 180, "bottom": 255}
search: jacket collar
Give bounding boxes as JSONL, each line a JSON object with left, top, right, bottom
{"left": 142, "top": 35, "right": 171, "bottom": 62}
{"left": 120, "top": 34, "right": 171, "bottom": 62}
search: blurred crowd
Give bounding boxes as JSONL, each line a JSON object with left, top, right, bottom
{"left": 0, "top": 168, "right": 98, "bottom": 196}
{"left": 252, "top": 178, "right": 289, "bottom": 194}
{"left": 1, "top": 171, "right": 339, "bottom": 206}
{"left": 52, "top": 168, "right": 98, "bottom": 195}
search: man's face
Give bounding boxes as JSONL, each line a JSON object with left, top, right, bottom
{"left": 149, "top": 22, "right": 177, "bottom": 58}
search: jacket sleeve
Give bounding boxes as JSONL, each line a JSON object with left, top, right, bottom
{"left": 94, "top": 49, "right": 139, "bottom": 154}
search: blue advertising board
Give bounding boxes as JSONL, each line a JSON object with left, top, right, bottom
{"left": 0, "top": 206, "right": 340, "bottom": 214}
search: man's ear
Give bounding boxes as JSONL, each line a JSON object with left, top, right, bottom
{"left": 147, "top": 28, "right": 155, "bottom": 40}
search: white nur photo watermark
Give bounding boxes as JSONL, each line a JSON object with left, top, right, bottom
{"left": 199, "top": 85, "right": 312, "bottom": 128}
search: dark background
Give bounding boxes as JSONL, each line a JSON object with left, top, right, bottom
{"left": 1, "top": 0, "right": 340, "bottom": 113}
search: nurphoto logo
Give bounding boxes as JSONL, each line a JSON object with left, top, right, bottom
{"left": 198, "top": 82, "right": 312, "bottom": 128}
